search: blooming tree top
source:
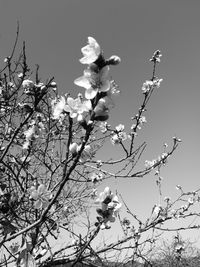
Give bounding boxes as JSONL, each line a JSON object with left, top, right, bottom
{"left": 0, "top": 33, "right": 194, "bottom": 267}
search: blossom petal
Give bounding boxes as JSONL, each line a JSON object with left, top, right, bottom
{"left": 88, "top": 36, "right": 100, "bottom": 51}
{"left": 100, "top": 66, "right": 110, "bottom": 81}
{"left": 112, "top": 195, "right": 119, "bottom": 203}
{"left": 80, "top": 55, "right": 97, "bottom": 65}
{"left": 81, "top": 46, "right": 92, "bottom": 55}
{"left": 100, "top": 80, "right": 110, "bottom": 92}
{"left": 104, "top": 187, "right": 111, "bottom": 196}
{"left": 114, "top": 202, "right": 122, "bottom": 213}
{"left": 64, "top": 105, "right": 72, "bottom": 113}
{"left": 69, "top": 143, "right": 78, "bottom": 154}
{"left": 77, "top": 114, "right": 83, "bottom": 121}
{"left": 80, "top": 37, "right": 101, "bottom": 64}
{"left": 52, "top": 96, "right": 66, "bottom": 119}
{"left": 74, "top": 76, "right": 91, "bottom": 89}
{"left": 85, "top": 88, "right": 98, "bottom": 100}
{"left": 84, "top": 100, "right": 92, "bottom": 110}
{"left": 66, "top": 97, "right": 75, "bottom": 106}
{"left": 70, "top": 112, "right": 77, "bottom": 118}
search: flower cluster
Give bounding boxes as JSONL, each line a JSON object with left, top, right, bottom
{"left": 141, "top": 78, "right": 163, "bottom": 94}
{"left": 90, "top": 172, "right": 103, "bottom": 184}
{"left": 22, "top": 117, "right": 45, "bottom": 150}
{"left": 22, "top": 79, "right": 47, "bottom": 95}
{"left": 145, "top": 152, "right": 168, "bottom": 169}
{"left": 74, "top": 37, "right": 120, "bottom": 122}
{"left": 52, "top": 95, "right": 91, "bottom": 122}
{"left": 51, "top": 37, "right": 120, "bottom": 126}
{"left": 74, "top": 65, "right": 111, "bottom": 100}
{"left": 132, "top": 115, "right": 147, "bottom": 131}
{"left": 121, "top": 218, "right": 133, "bottom": 235}
{"left": 150, "top": 50, "right": 162, "bottom": 63}
{"left": 99, "top": 121, "right": 110, "bottom": 133}
{"left": 153, "top": 204, "right": 168, "bottom": 221}
{"left": 141, "top": 80, "right": 152, "bottom": 94}
{"left": 111, "top": 124, "right": 127, "bottom": 145}
{"left": 51, "top": 96, "right": 66, "bottom": 121}
{"left": 69, "top": 142, "right": 91, "bottom": 161}
{"left": 65, "top": 95, "right": 91, "bottom": 121}
{"left": 95, "top": 187, "right": 122, "bottom": 229}
{"left": 23, "top": 125, "right": 35, "bottom": 150}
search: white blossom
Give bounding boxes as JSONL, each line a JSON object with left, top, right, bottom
{"left": 115, "top": 124, "right": 125, "bottom": 132}
{"left": 74, "top": 66, "right": 110, "bottom": 99}
{"left": 79, "top": 37, "right": 101, "bottom": 65}
{"left": 52, "top": 96, "right": 66, "bottom": 120}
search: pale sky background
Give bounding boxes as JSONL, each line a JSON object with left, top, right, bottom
{"left": 1, "top": 0, "right": 200, "bottom": 248}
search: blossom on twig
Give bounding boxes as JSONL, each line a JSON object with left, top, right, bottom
{"left": 111, "top": 124, "right": 127, "bottom": 145}
{"left": 52, "top": 95, "right": 91, "bottom": 121}
{"left": 150, "top": 50, "right": 162, "bottom": 63}
{"left": 95, "top": 187, "right": 122, "bottom": 229}
{"left": 99, "top": 122, "right": 110, "bottom": 133}
{"left": 22, "top": 124, "right": 35, "bottom": 150}
{"left": 64, "top": 96, "right": 91, "bottom": 121}
{"left": 79, "top": 37, "right": 101, "bottom": 65}
{"left": 93, "top": 98, "right": 110, "bottom": 121}
{"left": 90, "top": 172, "right": 103, "bottom": 184}
{"left": 74, "top": 65, "right": 110, "bottom": 99}
{"left": 52, "top": 96, "right": 66, "bottom": 120}
{"left": 69, "top": 142, "right": 92, "bottom": 161}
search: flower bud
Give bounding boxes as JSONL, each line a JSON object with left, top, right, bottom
{"left": 22, "top": 79, "right": 35, "bottom": 89}
{"left": 41, "top": 85, "right": 46, "bottom": 91}
{"left": 50, "top": 81, "right": 57, "bottom": 88}
{"left": 4, "top": 57, "right": 10, "bottom": 63}
{"left": 94, "top": 113, "right": 109, "bottom": 121}
{"left": 150, "top": 50, "right": 162, "bottom": 63}
{"left": 104, "top": 187, "right": 111, "bottom": 195}
{"left": 106, "top": 55, "right": 121, "bottom": 66}
{"left": 93, "top": 98, "right": 109, "bottom": 121}
{"left": 69, "top": 143, "right": 78, "bottom": 157}
{"left": 18, "top": 73, "right": 23, "bottom": 78}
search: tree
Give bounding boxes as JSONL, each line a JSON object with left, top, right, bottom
{"left": 0, "top": 27, "right": 200, "bottom": 267}
{"left": 150, "top": 233, "right": 200, "bottom": 267}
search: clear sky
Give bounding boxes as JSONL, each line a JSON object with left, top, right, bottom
{"left": 1, "top": 0, "right": 200, "bottom": 247}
